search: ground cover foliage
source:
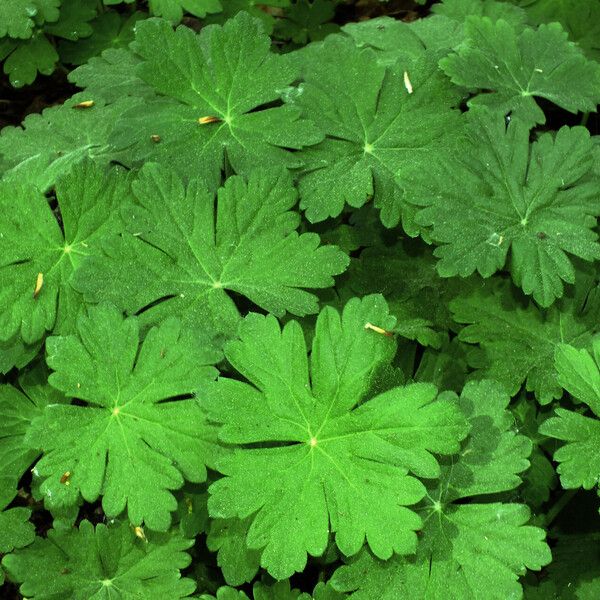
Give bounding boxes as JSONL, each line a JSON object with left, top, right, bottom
{"left": 1, "top": 0, "right": 600, "bottom": 598}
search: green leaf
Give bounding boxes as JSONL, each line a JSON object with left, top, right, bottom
{"left": 205, "top": 295, "right": 469, "bottom": 578}
{"left": 201, "top": 581, "right": 346, "bottom": 600}
{"left": 148, "top": 0, "right": 222, "bottom": 23}
{"left": 207, "top": 517, "right": 261, "bottom": 586}
{"left": 3, "top": 33, "right": 58, "bottom": 87}
{"left": 0, "top": 94, "right": 141, "bottom": 192}
{"left": 0, "top": 365, "right": 66, "bottom": 486}
{"left": 331, "top": 380, "right": 550, "bottom": 600}
{"left": 408, "top": 109, "right": 600, "bottom": 306}
{"left": 517, "top": 0, "right": 600, "bottom": 61}
{"left": 342, "top": 17, "right": 428, "bottom": 65}
{"left": 0, "top": 159, "right": 130, "bottom": 355}
{"left": 540, "top": 339, "right": 600, "bottom": 493}
{"left": 0, "top": 505, "right": 34, "bottom": 554}
{"left": 512, "top": 397, "right": 556, "bottom": 507}
{"left": 451, "top": 276, "right": 600, "bottom": 404}
{"left": 72, "top": 165, "right": 348, "bottom": 342}
{"left": 68, "top": 48, "right": 153, "bottom": 102}
{"left": 109, "top": 12, "right": 322, "bottom": 189}
{"left": 44, "top": 0, "right": 97, "bottom": 41}
{"left": 523, "top": 533, "right": 600, "bottom": 600}
{"left": 348, "top": 240, "right": 465, "bottom": 348}
{"left": 202, "top": 1, "right": 290, "bottom": 34}
{"left": 274, "top": 0, "right": 339, "bottom": 44}
{"left": 59, "top": 11, "right": 144, "bottom": 65}
{"left": 0, "top": 336, "right": 42, "bottom": 375}
{"left": 431, "top": 0, "right": 527, "bottom": 24}
{"left": 176, "top": 485, "right": 210, "bottom": 539}
{"left": 440, "top": 17, "right": 600, "bottom": 125}
{"left": 0, "top": 0, "right": 60, "bottom": 39}
{"left": 2, "top": 520, "right": 196, "bottom": 599}
{"left": 294, "top": 35, "right": 462, "bottom": 230}
{"left": 28, "top": 303, "right": 220, "bottom": 530}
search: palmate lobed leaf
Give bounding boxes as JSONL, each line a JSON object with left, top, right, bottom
{"left": 515, "top": 0, "right": 600, "bottom": 61}
{"left": 2, "top": 520, "right": 196, "bottom": 599}
{"left": 72, "top": 164, "right": 348, "bottom": 344}
{"left": 0, "top": 159, "right": 130, "bottom": 363}
{"left": 204, "top": 295, "right": 470, "bottom": 578}
{"left": 540, "top": 338, "right": 600, "bottom": 494}
{"left": 450, "top": 274, "right": 600, "bottom": 404}
{"left": 331, "top": 380, "right": 551, "bottom": 600}
{"left": 27, "top": 303, "right": 221, "bottom": 531}
{"left": 440, "top": 16, "right": 600, "bottom": 125}
{"left": 274, "top": 0, "right": 339, "bottom": 44}
{"left": 199, "top": 581, "right": 344, "bottom": 600}
{"left": 0, "top": 0, "right": 60, "bottom": 39}
{"left": 407, "top": 109, "right": 600, "bottom": 307}
{"left": 148, "top": 0, "right": 222, "bottom": 23}
{"left": 293, "top": 34, "right": 462, "bottom": 231}
{"left": 0, "top": 94, "right": 141, "bottom": 192}
{"left": 1, "top": 33, "right": 59, "bottom": 88}
{"left": 207, "top": 516, "right": 261, "bottom": 586}
{"left": 0, "top": 364, "right": 67, "bottom": 487}
{"left": 109, "top": 11, "right": 322, "bottom": 189}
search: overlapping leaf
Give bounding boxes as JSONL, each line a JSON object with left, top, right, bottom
{"left": 407, "top": 109, "right": 600, "bottom": 306}
{"left": 204, "top": 295, "right": 469, "bottom": 578}
{"left": 0, "top": 482, "right": 35, "bottom": 586}
{"left": 148, "top": 0, "right": 222, "bottom": 23}
{"left": 59, "top": 10, "right": 144, "bottom": 65}
{"left": 293, "top": 35, "right": 462, "bottom": 230}
{"left": 451, "top": 275, "right": 600, "bottom": 404}
{"left": 109, "top": 12, "right": 322, "bottom": 189}
{"left": 200, "top": 581, "right": 344, "bottom": 600}
{"left": 540, "top": 338, "right": 600, "bottom": 496}
{"left": 523, "top": 533, "right": 600, "bottom": 599}
{"left": 73, "top": 164, "right": 348, "bottom": 343}
{"left": 274, "top": 0, "right": 339, "bottom": 43}
{"left": 0, "top": 94, "right": 141, "bottom": 191}
{"left": 207, "top": 517, "right": 261, "bottom": 586}
{"left": 516, "top": 0, "right": 600, "bottom": 60}
{"left": 440, "top": 16, "right": 600, "bottom": 125}
{"left": 348, "top": 240, "right": 466, "bottom": 348}
{"left": 0, "top": 159, "right": 130, "bottom": 365}
{"left": 0, "top": 365, "right": 66, "bottom": 487}
{"left": 1, "top": 0, "right": 97, "bottom": 86}
{"left": 331, "top": 380, "right": 551, "bottom": 600}
{"left": 27, "top": 303, "right": 221, "bottom": 530}
{"left": 0, "top": 0, "right": 60, "bottom": 39}
{"left": 2, "top": 520, "right": 195, "bottom": 599}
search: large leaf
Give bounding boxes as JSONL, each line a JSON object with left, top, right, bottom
{"left": 294, "top": 35, "right": 462, "bottom": 231}
{"left": 407, "top": 109, "right": 600, "bottom": 307}
{"left": 73, "top": 165, "right": 348, "bottom": 343}
{"left": 204, "top": 295, "right": 469, "bottom": 578}
{"left": 440, "top": 17, "right": 600, "bottom": 125}
{"left": 2, "top": 520, "right": 195, "bottom": 599}
{"left": 109, "top": 12, "right": 322, "bottom": 189}
{"left": 27, "top": 303, "right": 220, "bottom": 530}
{"left": 331, "top": 380, "right": 551, "bottom": 600}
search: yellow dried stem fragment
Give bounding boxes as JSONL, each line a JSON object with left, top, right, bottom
{"left": 198, "top": 115, "right": 221, "bottom": 125}
{"left": 73, "top": 100, "right": 95, "bottom": 109}
{"left": 364, "top": 322, "right": 394, "bottom": 337}
{"left": 133, "top": 526, "right": 147, "bottom": 542}
{"left": 33, "top": 272, "right": 43, "bottom": 299}
{"left": 150, "top": 134, "right": 161, "bottom": 143}
{"left": 60, "top": 471, "right": 71, "bottom": 486}
{"left": 403, "top": 71, "right": 413, "bottom": 94}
